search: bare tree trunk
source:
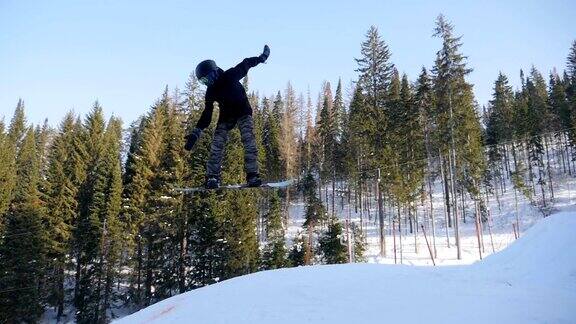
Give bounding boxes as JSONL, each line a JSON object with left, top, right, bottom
{"left": 331, "top": 172, "right": 336, "bottom": 217}
{"left": 493, "top": 171, "right": 502, "bottom": 212}
{"left": 514, "top": 184, "right": 520, "bottom": 233}
{"left": 145, "top": 234, "right": 153, "bottom": 306}
{"left": 448, "top": 151, "right": 461, "bottom": 260}
{"left": 413, "top": 205, "right": 418, "bottom": 254}
{"left": 544, "top": 135, "right": 555, "bottom": 201}
{"left": 178, "top": 218, "right": 188, "bottom": 293}
{"left": 367, "top": 181, "right": 372, "bottom": 223}
{"left": 408, "top": 206, "right": 414, "bottom": 234}
{"left": 393, "top": 219, "right": 397, "bottom": 264}
{"left": 559, "top": 135, "right": 568, "bottom": 174}
{"left": 538, "top": 158, "right": 547, "bottom": 209}
{"left": 305, "top": 225, "right": 313, "bottom": 265}
{"left": 526, "top": 141, "right": 536, "bottom": 194}
{"left": 427, "top": 173, "right": 437, "bottom": 257}
{"left": 377, "top": 169, "right": 385, "bottom": 257}
{"left": 460, "top": 188, "right": 466, "bottom": 224}
{"left": 421, "top": 224, "right": 436, "bottom": 266}
{"left": 345, "top": 219, "right": 352, "bottom": 263}
{"left": 439, "top": 154, "right": 450, "bottom": 248}
{"left": 359, "top": 178, "right": 364, "bottom": 235}
{"left": 398, "top": 204, "right": 403, "bottom": 264}
{"left": 325, "top": 183, "right": 329, "bottom": 209}
{"left": 503, "top": 143, "right": 511, "bottom": 179}
{"left": 474, "top": 199, "right": 483, "bottom": 260}
{"left": 564, "top": 132, "right": 573, "bottom": 175}
{"left": 440, "top": 153, "right": 452, "bottom": 228}
{"left": 136, "top": 238, "right": 142, "bottom": 305}
{"left": 484, "top": 188, "right": 496, "bottom": 253}
{"left": 286, "top": 188, "right": 291, "bottom": 226}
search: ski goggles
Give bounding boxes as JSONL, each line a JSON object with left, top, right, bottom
{"left": 199, "top": 71, "right": 218, "bottom": 86}
{"left": 199, "top": 76, "right": 209, "bottom": 86}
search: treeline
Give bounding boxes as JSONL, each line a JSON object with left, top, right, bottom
{"left": 1, "top": 14, "right": 575, "bottom": 323}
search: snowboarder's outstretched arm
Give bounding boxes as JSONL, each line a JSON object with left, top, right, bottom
{"left": 184, "top": 95, "right": 214, "bottom": 151}
{"left": 228, "top": 45, "right": 270, "bottom": 81}
{"left": 196, "top": 95, "right": 215, "bottom": 131}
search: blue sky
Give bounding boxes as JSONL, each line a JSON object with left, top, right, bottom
{"left": 1, "top": 0, "right": 574, "bottom": 127}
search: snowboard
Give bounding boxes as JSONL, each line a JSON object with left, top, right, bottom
{"left": 174, "top": 179, "right": 294, "bottom": 194}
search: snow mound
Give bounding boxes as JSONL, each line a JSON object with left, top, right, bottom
{"left": 116, "top": 213, "right": 576, "bottom": 324}
{"left": 475, "top": 212, "right": 576, "bottom": 286}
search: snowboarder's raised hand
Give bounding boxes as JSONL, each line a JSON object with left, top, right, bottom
{"left": 259, "top": 45, "right": 270, "bottom": 63}
{"left": 184, "top": 128, "right": 202, "bottom": 151}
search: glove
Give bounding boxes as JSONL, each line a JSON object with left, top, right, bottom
{"left": 259, "top": 45, "right": 270, "bottom": 63}
{"left": 184, "top": 128, "right": 202, "bottom": 151}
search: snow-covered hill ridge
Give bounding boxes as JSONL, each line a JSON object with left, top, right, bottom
{"left": 116, "top": 212, "right": 576, "bottom": 324}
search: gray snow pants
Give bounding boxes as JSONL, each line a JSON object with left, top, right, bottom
{"left": 206, "top": 115, "right": 259, "bottom": 178}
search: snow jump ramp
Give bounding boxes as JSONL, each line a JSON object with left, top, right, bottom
{"left": 117, "top": 212, "right": 576, "bottom": 324}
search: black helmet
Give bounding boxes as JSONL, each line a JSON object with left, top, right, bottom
{"left": 195, "top": 60, "right": 218, "bottom": 80}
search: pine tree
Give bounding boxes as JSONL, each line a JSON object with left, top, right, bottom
{"left": 100, "top": 117, "right": 124, "bottom": 320}
{"left": 34, "top": 119, "right": 51, "bottom": 169}
{"left": 432, "top": 14, "right": 486, "bottom": 258}
{"left": 261, "top": 192, "right": 288, "bottom": 270}
{"left": 316, "top": 83, "right": 337, "bottom": 181}
{"left": 486, "top": 73, "right": 515, "bottom": 146}
{"left": 0, "top": 101, "right": 27, "bottom": 224}
{"left": 74, "top": 103, "right": 124, "bottom": 323}
{"left": 280, "top": 83, "right": 298, "bottom": 179}
{"left": 354, "top": 26, "right": 395, "bottom": 176}
{"left": 415, "top": 67, "right": 436, "bottom": 173}
{"left": 400, "top": 74, "right": 426, "bottom": 208}
{"left": 288, "top": 232, "right": 309, "bottom": 267}
{"left": 299, "top": 90, "right": 316, "bottom": 172}
{"left": 263, "top": 97, "right": 283, "bottom": 180}
{"left": 44, "top": 112, "right": 83, "bottom": 319}
{"left": 355, "top": 25, "right": 394, "bottom": 109}
{"left": 333, "top": 79, "right": 347, "bottom": 178}
{"left": 8, "top": 99, "right": 27, "bottom": 150}
{"left": 568, "top": 41, "right": 576, "bottom": 81}
{"left": 484, "top": 73, "right": 516, "bottom": 201}
{"left": 566, "top": 41, "right": 576, "bottom": 147}
{"left": 384, "top": 69, "right": 404, "bottom": 200}
{"left": 187, "top": 190, "right": 222, "bottom": 288}
{"left": 346, "top": 85, "right": 375, "bottom": 176}
{"left": 547, "top": 72, "right": 568, "bottom": 132}
{"left": 525, "top": 67, "right": 550, "bottom": 207}
{"left": 0, "top": 127, "right": 46, "bottom": 323}
{"left": 351, "top": 222, "right": 367, "bottom": 262}
{"left": 152, "top": 92, "right": 189, "bottom": 299}
{"left": 319, "top": 219, "right": 348, "bottom": 264}
{"left": 0, "top": 119, "right": 15, "bottom": 223}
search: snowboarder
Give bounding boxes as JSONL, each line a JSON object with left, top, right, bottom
{"left": 184, "top": 45, "right": 270, "bottom": 189}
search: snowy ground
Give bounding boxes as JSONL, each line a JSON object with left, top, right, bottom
{"left": 116, "top": 211, "right": 576, "bottom": 323}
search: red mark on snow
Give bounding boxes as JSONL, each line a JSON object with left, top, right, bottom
{"left": 146, "top": 305, "right": 176, "bottom": 322}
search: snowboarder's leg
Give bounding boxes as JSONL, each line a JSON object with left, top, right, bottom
{"left": 206, "top": 122, "right": 232, "bottom": 187}
{"left": 238, "top": 115, "right": 261, "bottom": 187}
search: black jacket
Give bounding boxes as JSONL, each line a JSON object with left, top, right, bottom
{"left": 196, "top": 57, "right": 262, "bottom": 130}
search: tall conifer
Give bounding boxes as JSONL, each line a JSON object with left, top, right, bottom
{"left": 0, "top": 127, "right": 46, "bottom": 323}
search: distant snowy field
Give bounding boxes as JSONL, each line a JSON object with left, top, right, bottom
{"left": 117, "top": 211, "right": 576, "bottom": 324}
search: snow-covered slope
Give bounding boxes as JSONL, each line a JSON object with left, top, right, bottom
{"left": 116, "top": 213, "right": 576, "bottom": 324}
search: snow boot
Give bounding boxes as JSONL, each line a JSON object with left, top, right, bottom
{"left": 246, "top": 172, "right": 262, "bottom": 187}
